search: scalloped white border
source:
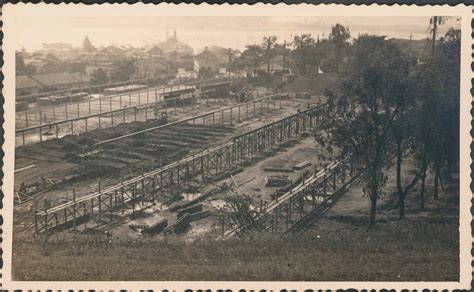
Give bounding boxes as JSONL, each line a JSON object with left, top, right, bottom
{"left": 1, "top": 3, "right": 472, "bottom": 290}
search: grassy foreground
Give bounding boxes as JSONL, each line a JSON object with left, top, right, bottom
{"left": 12, "top": 218, "right": 459, "bottom": 281}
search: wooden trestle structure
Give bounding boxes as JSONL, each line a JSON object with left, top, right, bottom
{"left": 34, "top": 102, "right": 327, "bottom": 233}
{"left": 222, "top": 160, "right": 361, "bottom": 239}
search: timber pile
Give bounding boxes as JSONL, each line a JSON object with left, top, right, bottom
{"left": 293, "top": 161, "right": 311, "bottom": 170}
{"left": 263, "top": 167, "right": 294, "bottom": 173}
{"left": 142, "top": 219, "right": 168, "bottom": 235}
{"left": 164, "top": 213, "right": 190, "bottom": 235}
{"left": 129, "top": 219, "right": 168, "bottom": 235}
{"left": 266, "top": 175, "right": 291, "bottom": 187}
{"left": 188, "top": 210, "right": 210, "bottom": 222}
{"left": 177, "top": 204, "right": 203, "bottom": 218}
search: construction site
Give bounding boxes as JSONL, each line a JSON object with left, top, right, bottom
{"left": 12, "top": 71, "right": 355, "bottom": 242}
{"left": 7, "top": 10, "right": 465, "bottom": 286}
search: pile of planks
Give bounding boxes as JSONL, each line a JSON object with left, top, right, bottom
{"left": 266, "top": 175, "right": 291, "bottom": 187}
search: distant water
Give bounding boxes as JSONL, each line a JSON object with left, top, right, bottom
{"left": 17, "top": 27, "right": 434, "bottom": 52}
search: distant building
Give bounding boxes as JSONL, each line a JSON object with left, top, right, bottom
{"left": 16, "top": 75, "right": 42, "bottom": 96}
{"left": 194, "top": 48, "right": 220, "bottom": 74}
{"left": 168, "top": 52, "right": 194, "bottom": 72}
{"left": 159, "top": 31, "right": 193, "bottom": 55}
{"left": 85, "top": 62, "right": 113, "bottom": 75}
{"left": 16, "top": 72, "right": 90, "bottom": 96}
{"left": 146, "top": 46, "right": 164, "bottom": 57}
{"left": 134, "top": 57, "right": 172, "bottom": 78}
{"left": 42, "top": 42, "right": 73, "bottom": 51}
{"left": 207, "top": 46, "right": 231, "bottom": 65}
{"left": 82, "top": 35, "right": 96, "bottom": 52}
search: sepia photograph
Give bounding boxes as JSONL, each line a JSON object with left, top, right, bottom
{"left": 1, "top": 3, "right": 472, "bottom": 291}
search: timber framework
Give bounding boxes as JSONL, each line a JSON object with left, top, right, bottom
{"left": 34, "top": 102, "right": 327, "bottom": 233}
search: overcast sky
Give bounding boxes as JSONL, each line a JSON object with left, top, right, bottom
{"left": 15, "top": 16, "right": 461, "bottom": 52}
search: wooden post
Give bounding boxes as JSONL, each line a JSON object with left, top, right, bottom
{"left": 72, "top": 189, "right": 77, "bottom": 230}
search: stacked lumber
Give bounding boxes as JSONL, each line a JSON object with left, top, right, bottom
{"left": 293, "top": 161, "right": 312, "bottom": 170}
{"left": 142, "top": 219, "right": 168, "bottom": 235}
{"left": 164, "top": 213, "right": 190, "bottom": 235}
{"left": 266, "top": 175, "right": 291, "bottom": 187}
{"left": 177, "top": 204, "right": 203, "bottom": 218}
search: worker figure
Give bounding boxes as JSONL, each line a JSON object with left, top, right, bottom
{"left": 19, "top": 182, "right": 27, "bottom": 194}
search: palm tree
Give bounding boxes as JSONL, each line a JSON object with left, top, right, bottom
{"left": 429, "top": 16, "right": 445, "bottom": 56}
{"left": 262, "top": 36, "right": 277, "bottom": 74}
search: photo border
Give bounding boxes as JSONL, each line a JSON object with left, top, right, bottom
{"left": 1, "top": 2, "right": 472, "bottom": 291}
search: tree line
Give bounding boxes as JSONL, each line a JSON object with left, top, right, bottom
{"left": 315, "top": 19, "right": 460, "bottom": 227}
{"left": 232, "top": 23, "right": 351, "bottom": 76}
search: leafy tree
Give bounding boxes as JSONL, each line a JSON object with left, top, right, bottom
{"left": 262, "top": 36, "right": 278, "bottom": 74}
{"left": 69, "top": 62, "right": 86, "bottom": 74}
{"left": 198, "top": 67, "right": 213, "bottom": 79}
{"left": 273, "top": 40, "right": 290, "bottom": 71}
{"left": 239, "top": 45, "right": 263, "bottom": 77}
{"left": 316, "top": 35, "right": 408, "bottom": 228}
{"left": 224, "top": 194, "right": 260, "bottom": 235}
{"left": 422, "top": 28, "right": 460, "bottom": 199}
{"left": 110, "top": 58, "right": 137, "bottom": 82}
{"left": 226, "top": 48, "right": 239, "bottom": 76}
{"left": 90, "top": 68, "right": 108, "bottom": 86}
{"left": 329, "top": 24, "right": 351, "bottom": 74}
{"left": 16, "top": 52, "right": 26, "bottom": 75}
{"left": 292, "top": 34, "right": 319, "bottom": 75}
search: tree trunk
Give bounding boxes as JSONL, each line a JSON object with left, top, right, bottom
{"left": 419, "top": 157, "right": 427, "bottom": 210}
{"left": 431, "top": 18, "right": 437, "bottom": 57}
{"left": 447, "top": 153, "right": 453, "bottom": 184}
{"left": 434, "top": 163, "right": 440, "bottom": 200}
{"left": 335, "top": 47, "right": 340, "bottom": 74}
{"left": 369, "top": 193, "right": 377, "bottom": 229}
{"left": 396, "top": 140, "right": 405, "bottom": 219}
{"left": 439, "top": 169, "right": 445, "bottom": 191}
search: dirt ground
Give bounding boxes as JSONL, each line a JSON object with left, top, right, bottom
{"left": 13, "top": 97, "right": 316, "bottom": 239}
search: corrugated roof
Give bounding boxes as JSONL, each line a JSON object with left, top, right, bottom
{"left": 16, "top": 75, "right": 42, "bottom": 90}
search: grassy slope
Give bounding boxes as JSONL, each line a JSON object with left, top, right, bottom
{"left": 13, "top": 218, "right": 458, "bottom": 281}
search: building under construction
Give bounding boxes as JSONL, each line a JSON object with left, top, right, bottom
{"left": 12, "top": 72, "right": 356, "bottom": 241}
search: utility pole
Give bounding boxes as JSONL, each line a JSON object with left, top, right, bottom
{"left": 283, "top": 40, "right": 287, "bottom": 71}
